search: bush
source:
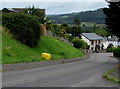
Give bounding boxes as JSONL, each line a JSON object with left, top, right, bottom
{"left": 113, "top": 48, "right": 120, "bottom": 58}
{"left": 2, "top": 13, "right": 41, "bottom": 47}
{"left": 106, "top": 47, "right": 116, "bottom": 52}
{"left": 71, "top": 38, "right": 88, "bottom": 49}
{"left": 0, "top": 14, "right": 2, "bottom": 26}
{"left": 65, "top": 34, "right": 73, "bottom": 41}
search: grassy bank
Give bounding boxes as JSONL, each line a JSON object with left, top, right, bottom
{"left": 2, "top": 28, "right": 83, "bottom": 64}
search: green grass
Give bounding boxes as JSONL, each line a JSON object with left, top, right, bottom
{"left": 2, "top": 32, "right": 83, "bottom": 64}
{"left": 61, "top": 16, "right": 69, "bottom": 18}
{"left": 0, "top": 33, "right": 2, "bottom": 64}
{"left": 102, "top": 68, "right": 120, "bottom": 84}
{"left": 81, "top": 22, "right": 105, "bottom": 27}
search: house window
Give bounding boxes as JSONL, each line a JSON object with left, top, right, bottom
{"left": 99, "top": 40, "right": 101, "bottom": 44}
{"left": 91, "top": 41, "right": 94, "bottom": 45}
{"left": 91, "top": 47, "right": 94, "bottom": 50}
{"left": 87, "top": 45, "right": 90, "bottom": 49}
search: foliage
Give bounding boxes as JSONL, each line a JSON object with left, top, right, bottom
{"left": 106, "top": 47, "right": 116, "bottom": 52}
{"left": 70, "top": 26, "right": 81, "bottom": 38}
{"left": 47, "top": 24, "right": 67, "bottom": 37}
{"left": 60, "top": 24, "right": 70, "bottom": 33}
{"left": 46, "top": 23, "right": 55, "bottom": 31}
{"left": 95, "top": 28, "right": 110, "bottom": 37}
{"left": 23, "top": 5, "right": 45, "bottom": 24}
{"left": 61, "top": 24, "right": 69, "bottom": 28}
{"left": 106, "top": 47, "right": 120, "bottom": 58}
{"left": 54, "top": 25, "right": 66, "bottom": 37}
{"left": 113, "top": 48, "right": 120, "bottom": 58}
{"left": 0, "top": 14, "right": 2, "bottom": 26}
{"left": 65, "top": 34, "right": 73, "bottom": 42}
{"left": 2, "top": 13, "right": 41, "bottom": 47}
{"left": 74, "top": 18, "right": 81, "bottom": 26}
{"left": 2, "top": 31, "right": 83, "bottom": 64}
{"left": 71, "top": 38, "right": 88, "bottom": 49}
{"left": 47, "top": 23, "right": 82, "bottom": 38}
{"left": 0, "top": 28, "right": 1, "bottom": 64}
{"left": 103, "top": 2, "right": 120, "bottom": 39}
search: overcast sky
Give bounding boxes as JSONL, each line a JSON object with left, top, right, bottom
{"left": 0, "top": 1, "right": 108, "bottom": 15}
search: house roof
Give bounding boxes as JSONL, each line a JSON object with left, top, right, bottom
{"left": 2, "top": 8, "right": 46, "bottom": 14}
{"left": 3, "top": 8, "right": 15, "bottom": 12}
{"left": 7, "top": 8, "right": 15, "bottom": 11}
{"left": 103, "top": 37, "right": 119, "bottom": 42}
{"left": 81, "top": 33, "right": 103, "bottom": 40}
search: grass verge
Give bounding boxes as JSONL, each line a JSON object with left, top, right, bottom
{"left": 102, "top": 68, "right": 120, "bottom": 84}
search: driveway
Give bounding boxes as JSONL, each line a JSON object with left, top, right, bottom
{"left": 2, "top": 53, "right": 119, "bottom": 87}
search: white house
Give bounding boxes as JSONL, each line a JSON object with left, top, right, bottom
{"left": 102, "top": 37, "right": 120, "bottom": 49}
{"left": 81, "top": 33, "right": 103, "bottom": 51}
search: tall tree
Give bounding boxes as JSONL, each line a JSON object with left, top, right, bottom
{"left": 74, "top": 18, "right": 81, "bottom": 26}
{"left": 70, "top": 26, "right": 81, "bottom": 38}
{"left": 23, "top": 5, "right": 45, "bottom": 24}
{"left": 103, "top": 1, "right": 120, "bottom": 39}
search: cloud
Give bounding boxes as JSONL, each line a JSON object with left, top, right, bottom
{"left": 45, "top": 2, "right": 108, "bottom": 14}
{"left": 0, "top": 0, "right": 106, "bottom": 2}
{"left": 0, "top": 2, "right": 108, "bottom": 14}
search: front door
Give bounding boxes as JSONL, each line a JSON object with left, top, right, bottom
{"left": 95, "top": 45, "right": 100, "bottom": 51}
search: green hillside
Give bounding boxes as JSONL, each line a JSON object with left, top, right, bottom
{"left": 2, "top": 29, "right": 83, "bottom": 64}
{"left": 48, "top": 8, "right": 106, "bottom": 24}
{"left": 0, "top": 15, "right": 1, "bottom": 64}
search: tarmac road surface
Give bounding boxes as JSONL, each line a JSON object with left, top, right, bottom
{"left": 2, "top": 53, "right": 119, "bottom": 87}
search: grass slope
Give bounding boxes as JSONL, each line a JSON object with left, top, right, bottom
{"left": 0, "top": 33, "right": 2, "bottom": 63}
{"left": 2, "top": 32, "right": 83, "bottom": 64}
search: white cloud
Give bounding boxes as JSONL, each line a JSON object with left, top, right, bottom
{"left": 0, "top": 2, "right": 108, "bottom": 14}
{"left": 45, "top": 2, "right": 108, "bottom": 14}
{"left": 0, "top": 0, "right": 105, "bottom": 2}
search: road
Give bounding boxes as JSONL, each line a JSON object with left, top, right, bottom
{"left": 2, "top": 53, "right": 119, "bottom": 87}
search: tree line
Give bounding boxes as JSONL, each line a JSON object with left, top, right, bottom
{"left": 48, "top": 8, "right": 106, "bottom": 24}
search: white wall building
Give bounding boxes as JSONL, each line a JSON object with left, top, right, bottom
{"left": 102, "top": 37, "right": 120, "bottom": 49}
{"left": 81, "top": 33, "right": 103, "bottom": 51}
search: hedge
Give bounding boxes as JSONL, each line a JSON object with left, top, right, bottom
{"left": 113, "top": 48, "right": 120, "bottom": 58}
{"left": 2, "top": 13, "right": 41, "bottom": 47}
{"left": 71, "top": 38, "right": 88, "bottom": 49}
{"left": 106, "top": 48, "right": 116, "bottom": 52}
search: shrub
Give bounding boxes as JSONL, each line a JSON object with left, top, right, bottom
{"left": 65, "top": 34, "right": 73, "bottom": 41}
{"left": 106, "top": 47, "right": 116, "bottom": 52}
{"left": 71, "top": 38, "right": 88, "bottom": 49}
{"left": 2, "top": 13, "right": 41, "bottom": 47}
{"left": 113, "top": 48, "right": 120, "bottom": 58}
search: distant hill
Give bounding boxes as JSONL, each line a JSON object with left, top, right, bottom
{"left": 47, "top": 8, "right": 106, "bottom": 24}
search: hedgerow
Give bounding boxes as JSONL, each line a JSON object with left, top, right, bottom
{"left": 2, "top": 13, "right": 41, "bottom": 47}
{"left": 113, "top": 48, "right": 120, "bottom": 58}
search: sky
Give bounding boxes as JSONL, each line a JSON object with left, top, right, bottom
{"left": 0, "top": 0, "right": 108, "bottom": 15}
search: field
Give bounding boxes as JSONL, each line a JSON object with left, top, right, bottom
{"left": 81, "top": 22, "right": 105, "bottom": 27}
